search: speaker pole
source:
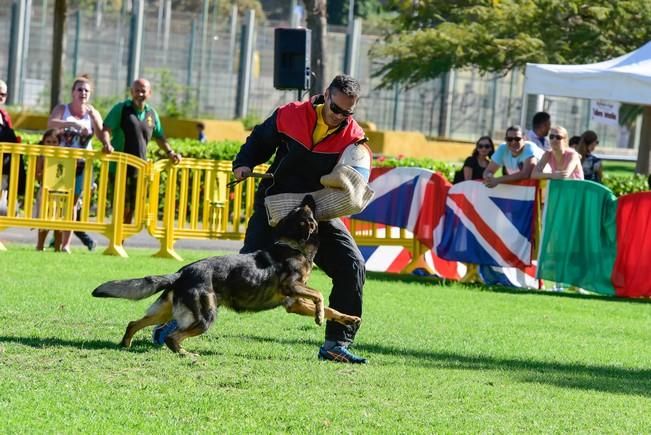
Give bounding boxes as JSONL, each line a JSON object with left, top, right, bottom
{"left": 289, "top": 0, "right": 298, "bottom": 27}
{"left": 344, "top": 18, "right": 362, "bottom": 77}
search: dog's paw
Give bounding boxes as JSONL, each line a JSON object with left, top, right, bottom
{"left": 341, "top": 315, "right": 361, "bottom": 326}
{"left": 315, "top": 305, "right": 325, "bottom": 326}
{"left": 178, "top": 349, "right": 200, "bottom": 358}
{"left": 120, "top": 338, "right": 132, "bottom": 348}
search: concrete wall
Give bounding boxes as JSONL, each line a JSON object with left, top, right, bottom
{"left": 162, "top": 118, "right": 248, "bottom": 142}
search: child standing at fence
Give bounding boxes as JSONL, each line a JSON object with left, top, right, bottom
{"left": 35, "top": 129, "right": 63, "bottom": 251}
{"left": 576, "top": 130, "right": 603, "bottom": 183}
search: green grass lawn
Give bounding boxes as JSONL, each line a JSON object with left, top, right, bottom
{"left": 3, "top": 245, "right": 651, "bottom": 432}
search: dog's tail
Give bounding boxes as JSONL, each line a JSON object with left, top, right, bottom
{"left": 92, "top": 273, "right": 181, "bottom": 300}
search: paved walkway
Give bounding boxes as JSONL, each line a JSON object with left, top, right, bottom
{"left": 0, "top": 227, "right": 243, "bottom": 253}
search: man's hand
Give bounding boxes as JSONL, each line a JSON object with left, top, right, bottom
{"left": 100, "top": 128, "right": 113, "bottom": 154}
{"left": 483, "top": 173, "right": 498, "bottom": 188}
{"left": 168, "top": 150, "right": 182, "bottom": 164}
{"left": 234, "top": 166, "right": 252, "bottom": 181}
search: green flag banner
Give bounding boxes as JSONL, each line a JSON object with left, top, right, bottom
{"left": 537, "top": 180, "right": 617, "bottom": 295}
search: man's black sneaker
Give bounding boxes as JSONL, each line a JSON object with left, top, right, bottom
{"left": 318, "top": 345, "right": 368, "bottom": 364}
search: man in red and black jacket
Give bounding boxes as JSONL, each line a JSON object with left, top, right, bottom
{"left": 233, "top": 75, "right": 369, "bottom": 364}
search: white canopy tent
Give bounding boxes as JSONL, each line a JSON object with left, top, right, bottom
{"left": 522, "top": 41, "right": 651, "bottom": 171}
{"left": 523, "top": 41, "right": 651, "bottom": 106}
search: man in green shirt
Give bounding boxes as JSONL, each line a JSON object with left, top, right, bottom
{"left": 100, "top": 78, "right": 181, "bottom": 223}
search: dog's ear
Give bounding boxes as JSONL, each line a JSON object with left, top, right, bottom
{"left": 300, "top": 194, "right": 316, "bottom": 213}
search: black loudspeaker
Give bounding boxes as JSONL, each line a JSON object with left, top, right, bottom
{"left": 274, "top": 28, "right": 311, "bottom": 90}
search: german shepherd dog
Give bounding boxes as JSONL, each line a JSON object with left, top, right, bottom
{"left": 92, "top": 195, "right": 361, "bottom": 356}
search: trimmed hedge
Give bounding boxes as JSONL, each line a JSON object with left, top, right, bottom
{"left": 151, "top": 138, "right": 243, "bottom": 161}
{"left": 373, "top": 155, "right": 459, "bottom": 183}
{"left": 602, "top": 173, "right": 648, "bottom": 197}
{"left": 14, "top": 133, "right": 649, "bottom": 197}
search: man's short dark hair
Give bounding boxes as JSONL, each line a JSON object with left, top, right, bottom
{"left": 328, "top": 75, "right": 361, "bottom": 99}
{"left": 532, "top": 111, "right": 551, "bottom": 128}
{"left": 505, "top": 125, "right": 523, "bottom": 136}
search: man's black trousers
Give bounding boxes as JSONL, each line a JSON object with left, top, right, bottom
{"left": 241, "top": 202, "right": 365, "bottom": 345}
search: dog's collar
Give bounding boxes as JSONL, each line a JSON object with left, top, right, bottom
{"left": 273, "top": 239, "right": 317, "bottom": 262}
{"left": 274, "top": 239, "right": 304, "bottom": 253}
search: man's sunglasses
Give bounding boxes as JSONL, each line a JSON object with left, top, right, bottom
{"left": 0, "top": 93, "right": 6, "bottom": 98}
{"left": 505, "top": 136, "right": 522, "bottom": 142}
{"left": 328, "top": 96, "right": 354, "bottom": 117}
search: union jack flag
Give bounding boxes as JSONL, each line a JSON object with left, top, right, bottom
{"left": 358, "top": 245, "right": 466, "bottom": 280}
{"left": 359, "top": 245, "right": 412, "bottom": 274}
{"left": 435, "top": 180, "right": 539, "bottom": 269}
{"left": 352, "top": 167, "right": 449, "bottom": 248}
{"left": 350, "top": 167, "right": 463, "bottom": 280}
{"left": 479, "top": 264, "right": 541, "bottom": 289}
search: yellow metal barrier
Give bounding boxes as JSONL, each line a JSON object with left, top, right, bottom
{"left": 0, "top": 142, "right": 148, "bottom": 256}
{"left": 347, "top": 220, "right": 434, "bottom": 274}
{"left": 147, "top": 158, "right": 268, "bottom": 260}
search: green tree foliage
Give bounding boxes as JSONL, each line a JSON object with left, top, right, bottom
{"left": 373, "top": 0, "right": 651, "bottom": 88}
{"left": 327, "top": 0, "right": 386, "bottom": 25}
{"left": 149, "top": 68, "right": 197, "bottom": 118}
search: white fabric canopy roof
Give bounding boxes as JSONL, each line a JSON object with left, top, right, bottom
{"left": 524, "top": 41, "right": 651, "bottom": 106}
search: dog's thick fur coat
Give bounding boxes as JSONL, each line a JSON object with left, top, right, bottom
{"left": 92, "top": 195, "right": 361, "bottom": 355}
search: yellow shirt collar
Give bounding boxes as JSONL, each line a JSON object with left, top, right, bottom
{"left": 312, "top": 104, "right": 337, "bottom": 145}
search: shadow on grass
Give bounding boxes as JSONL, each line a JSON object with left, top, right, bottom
{"left": 367, "top": 271, "right": 651, "bottom": 306}
{"left": 228, "top": 333, "right": 651, "bottom": 397}
{"left": 4, "top": 331, "right": 651, "bottom": 398}
{"left": 0, "top": 335, "right": 154, "bottom": 353}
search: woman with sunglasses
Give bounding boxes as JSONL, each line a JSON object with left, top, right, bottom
{"left": 456, "top": 136, "right": 497, "bottom": 282}
{"left": 47, "top": 75, "right": 103, "bottom": 253}
{"left": 576, "top": 130, "right": 602, "bottom": 183}
{"left": 0, "top": 79, "right": 11, "bottom": 128}
{"left": 532, "top": 126, "right": 583, "bottom": 180}
{"left": 454, "top": 136, "right": 495, "bottom": 183}
{"left": 0, "top": 79, "right": 26, "bottom": 217}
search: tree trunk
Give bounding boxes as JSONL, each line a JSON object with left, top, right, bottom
{"left": 51, "top": 0, "right": 66, "bottom": 110}
{"left": 303, "top": 0, "right": 327, "bottom": 96}
{"left": 635, "top": 106, "right": 651, "bottom": 174}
